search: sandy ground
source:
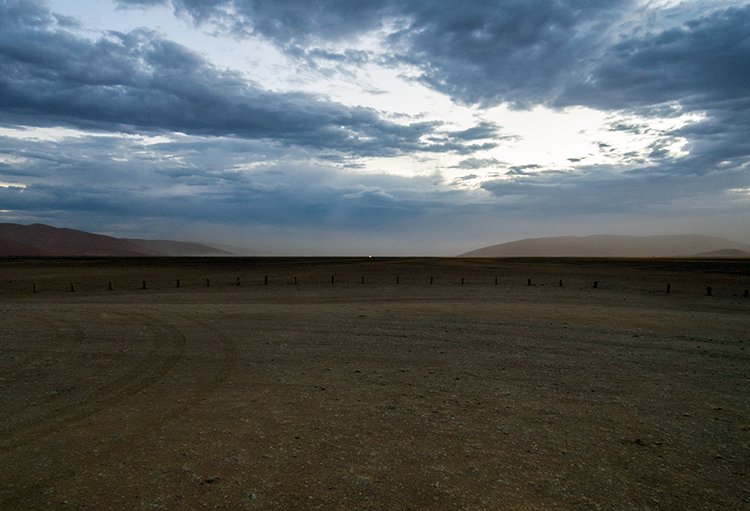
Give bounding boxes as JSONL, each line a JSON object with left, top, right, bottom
{"left": 1, "top": 257, "right": 749, "bottom": 510}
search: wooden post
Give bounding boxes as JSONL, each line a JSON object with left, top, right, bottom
{"left": 264, "top": 275, "right": 268, "bottom": 286}
{"left": 361, "top": 276, "right": 365, "bottom": 284}
{"left": 33, "top": 283, "right": 37, "bottom": 294}
{"left": 108, "top": 281, "right": 113, "bottom": 291}
{"left": 70, "top": 283, "right": 75, "bottom": 292}
{"left": 666, "top": 283, "right": 671, "bottom": 294}
{"left": 430, "top": 276, "right": 434, "bottom": 285}
{"left": 396, "top": 276, "right": 399, "bottom": 284}
{"left": 142, "top": 281, "right": 147, "bottom": 290}
{"left": 331, "top": 275, "right": 335, "bottom": 285}
{"left": 706, "top": 286, "right": 712, "bottom": 296}
{"left": 236, "top": 277, "right": 241, "bottom": 286}
{"left": 593, "top": 281, "right": 598, "bottom": 289}
{"left": 461, "top": 277, "right": 464, "bottom": 285}
{"left": 176, "top": 278, "right": 180, "bottom": 288}
{"left": 294, "top": 276, "right": 298, "bottom": 285}
{"left": 559, "top": 279, "right": 563, "bottom": 287}
{"left": 527, "top": 278, "right": 532, "bottom": 286}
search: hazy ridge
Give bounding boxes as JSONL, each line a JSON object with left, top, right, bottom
{"left": 461, "top": 234, "right": 750, "bottom": 258}
{"left": 3, "top": 224, "right": 750, "bottom": 258}
{"left": 0, "top": 223, "right": 232, "bottom": 257}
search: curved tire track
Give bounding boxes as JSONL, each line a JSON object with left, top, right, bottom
{"left": 0, "top": 307, "right": 238, "bottom": 509}
{"left": 0, "top": 312, "right": 84, "bottom": 385}
{"left": 134, "top": 309, "right": 239, "bottom": 427}
{"left": 0, "top": 310, "right": 186, "bottom": 449}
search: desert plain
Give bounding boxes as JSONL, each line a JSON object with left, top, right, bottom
{"left": 0, "top": 256, "right": 748, "bottom": 510}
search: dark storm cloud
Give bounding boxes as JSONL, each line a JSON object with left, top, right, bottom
{"left": 563, "top": 5, "right": 750, "bottom": 176}
{"left": 391, "top": 0, "right": 629, "bottom": 108}
{"left": 126, "top": 1, "right": 749, "bottom": 122}
{"left": 171, "top": 0, "right": 392, "bottom": 43}
{"left": 569, "top": 6, "right": 750, "bottom": 110}
{"left": 0, "top": 1, "right": 490, "bottom": 158}
{"left": 126, "top": 0, "right": 628, "bottom": 106}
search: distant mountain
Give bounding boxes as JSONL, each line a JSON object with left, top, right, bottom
{"left": 0, "top": 237, "right": 48, "bottom": 257}
{"left": 0, "top": 223, "right": 233, "bottom": 257}
{"left": 122, "top": 238, "right": 234, "bottom": 257}
{"left": 691, "top": 248, "right": 750, "bottom": 258}
{"left": 460, "top": 234, "right": 750, "bottom": 258}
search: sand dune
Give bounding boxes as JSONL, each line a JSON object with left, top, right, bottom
{"left": 0, "top": 237, "right": 47, "bottom": 256}
{"left": 0, "top": 223, "right": 231, "bottom": 257}
{"left": 692, "top": 248, "right": 750, "bottom": 258}
{"left": 461, "top": 234, "right": 750, "bottom": 257}
{"left": 121, "top": 238, "right": 234, "bottom": 257}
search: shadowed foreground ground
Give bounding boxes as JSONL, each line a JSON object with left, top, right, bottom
{"left": 1, "top": 257, "right": 748, "bottom": 510}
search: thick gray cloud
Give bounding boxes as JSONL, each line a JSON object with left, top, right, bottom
{"left": 570, "top": 5, "right": 750, "bottom": 110}
{"left": 564, "top": 5, "right": 750, "bottom": 179}
{"left": 391, "top": 0, "right": 627, "bottom": 107}
{"left": 121, "top": 0, "right": 628, "bottom": 106}
{"left": 122, "top": 1, "right": 748, "bottom": 111}
{"left": 0, "top": 0, "right": 491, "bottom": 158}
{"left": 157, "top": 0, "right": 392, "bottom": 43}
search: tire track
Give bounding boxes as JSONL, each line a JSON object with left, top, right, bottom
{"left": 0, "top": 311, "right": 88, "bottom": 428}
{"left": 154, "top": 311, "right": 238, "bottom": 423}
{"left": 0, "top": 310, "right": 185, "bottom": 449}
{"left": 0, "top": 308, "right": 237, "bottom": 509}
{"left": 0, "top": 312, "right": 84, "bottom": 385}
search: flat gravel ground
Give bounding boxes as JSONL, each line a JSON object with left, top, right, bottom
{"left": 1, "top": 257, "right": 748, "bottom": 510}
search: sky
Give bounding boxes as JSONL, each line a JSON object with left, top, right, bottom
{"left": 1, "top": 0, "right": 749, "bottom": 255}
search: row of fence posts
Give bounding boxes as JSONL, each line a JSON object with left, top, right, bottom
{"left": 29, "top": 277, "right": 750, "bottom": 298}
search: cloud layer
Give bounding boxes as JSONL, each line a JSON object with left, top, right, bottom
{"left": 1, "top": 0, "right": 749, "bottom": 252}
{"left": 1, "top": 1, "right": 498, "bottom": 157}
